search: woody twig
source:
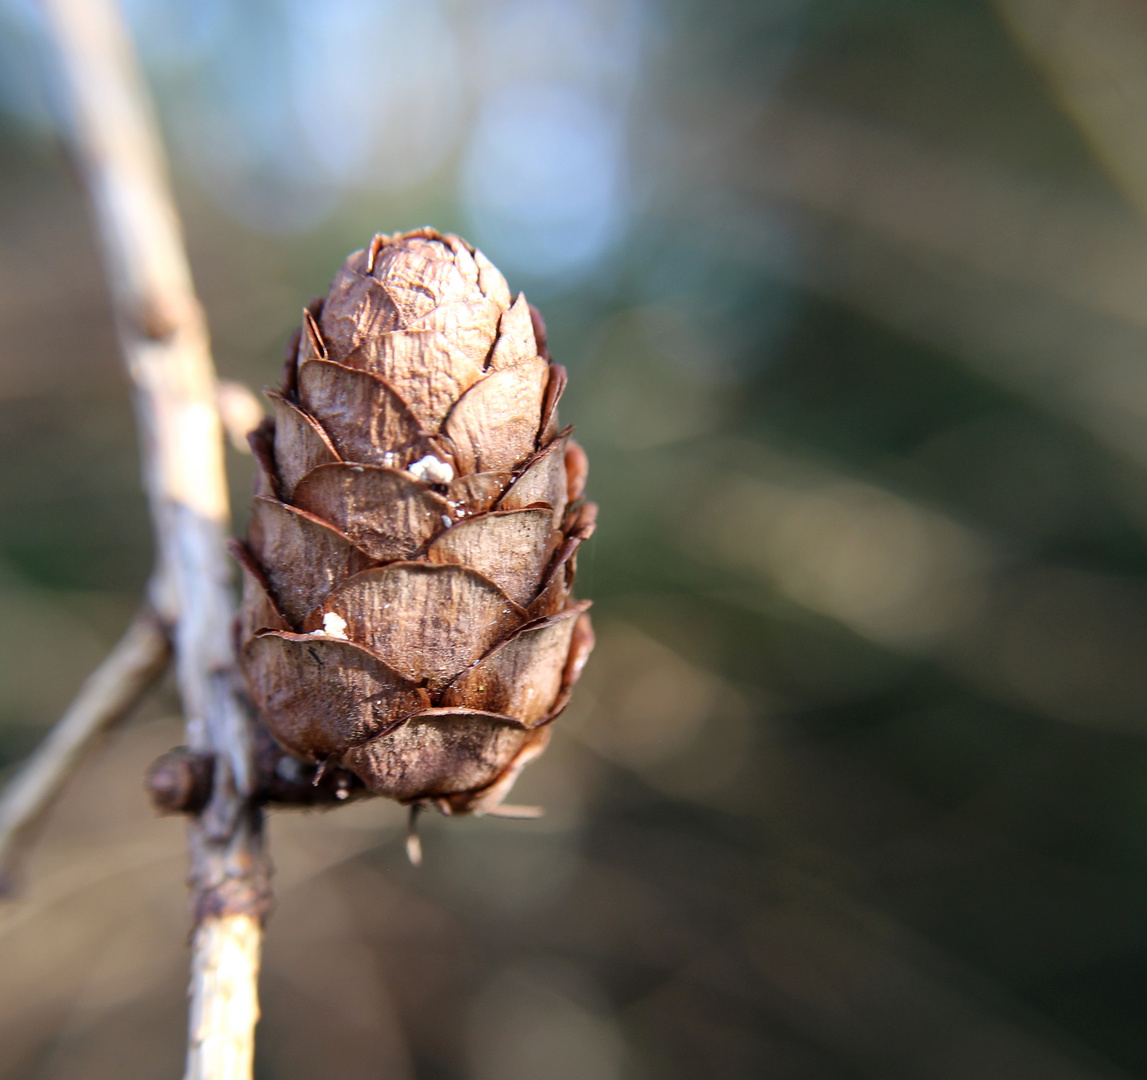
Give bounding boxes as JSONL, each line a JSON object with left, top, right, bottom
{"left": 0, "top": 603, "right": 169, "bottom": 890}
{"left": 36, "top": 0, "right": 270, "bottom": 1076}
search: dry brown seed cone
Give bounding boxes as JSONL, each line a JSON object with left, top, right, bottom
{"left": 234, "top": 229, "right": 595, "bottom": 815}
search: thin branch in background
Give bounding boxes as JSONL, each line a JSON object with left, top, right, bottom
{"left": 36, "top": 0, "right": 271, "bottom": 1077}
{"left": 0, "top": 605, "right": 170, "bottom": 891}
{"left": 216, "top": 379, "right": 266, "bottom": 455}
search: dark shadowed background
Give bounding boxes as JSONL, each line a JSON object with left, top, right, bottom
{"left": 3, "top": 0, "right": 1147, "bottom": 1077}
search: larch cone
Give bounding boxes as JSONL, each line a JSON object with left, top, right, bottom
{"left": 232, "top": 229, "right": 595, "bottom": 815}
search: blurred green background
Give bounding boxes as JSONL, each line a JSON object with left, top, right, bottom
{"left": 3, "top": 0, "right": 1147, "bottom": 1077}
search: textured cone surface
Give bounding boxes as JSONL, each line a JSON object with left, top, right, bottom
{"left": 237, "top": 229, "right": 595, "bottom": 812}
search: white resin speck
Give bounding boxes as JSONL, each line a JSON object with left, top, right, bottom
{"left": 408, "top": 455, "right": 454, "bottom": 485}
{"left": 307, "top": 612, "right": 348, "bottom": 639}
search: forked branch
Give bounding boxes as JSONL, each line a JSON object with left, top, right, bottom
{"left": 37, "top": 0, "right": 269, "bottom": 1077}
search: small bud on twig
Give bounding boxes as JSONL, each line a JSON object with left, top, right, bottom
{"left": 146, "top": 747, "right": 214, "bottom": 814}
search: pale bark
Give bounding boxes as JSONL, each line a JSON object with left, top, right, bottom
{"left": 37, "top": 0, "right": 269, "bottom": 1077}
{"left": 185, "top": 915, "right": 263, "bottom": 1080}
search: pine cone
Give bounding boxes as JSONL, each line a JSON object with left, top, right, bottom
{"left": 232, "top": 229, "right": 595, "bottom": 815}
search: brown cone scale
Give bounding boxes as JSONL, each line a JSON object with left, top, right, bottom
{"left": 235, "top": 229, "right": 595, "bottom": 814}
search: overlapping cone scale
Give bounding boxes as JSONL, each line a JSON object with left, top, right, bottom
{"left": 235, "top": 229, "right": 595, "bottom": 814}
